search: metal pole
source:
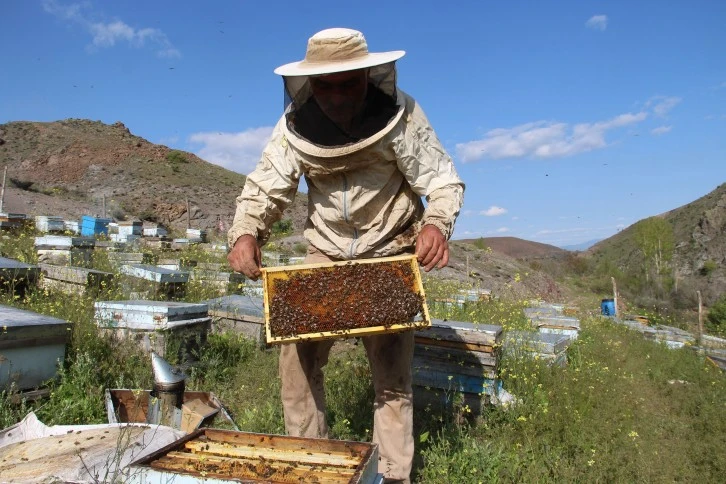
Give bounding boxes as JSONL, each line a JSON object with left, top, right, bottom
{"left": 0, "top": 166, "right": 7, "bottom": 213}
{"left": 102, "top": 194, "right": 106, "bottom": 218}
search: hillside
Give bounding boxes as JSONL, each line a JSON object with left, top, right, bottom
{"left": 0, "top": 119, "right": 308, "bottom": 235}
{"left": 457, "top": 236, "right": 568, "bottom": 260}
{"left": 589, "top": 183, "right": 726, "bottom": 303}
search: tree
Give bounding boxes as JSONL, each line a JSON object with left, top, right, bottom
{"left": 634, "top": 217, "right": 674, "bottom": 282}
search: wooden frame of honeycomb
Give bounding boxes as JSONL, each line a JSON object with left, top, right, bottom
{"left": 128, "top": 428, "right": 379, "bottom": 483}
{"left": 261, "top": 254, "right": 431, "bottom": 344}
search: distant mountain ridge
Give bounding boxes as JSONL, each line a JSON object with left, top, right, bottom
{"left": 560, "top": 239, "right": 602, "bottom": 251}
{"left": 457, "top": 236, "right": 567, "bottom": 259}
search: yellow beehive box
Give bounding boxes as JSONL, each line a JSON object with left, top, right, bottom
{"left": 262, "top": 254, "right": 430, "bottom": 344}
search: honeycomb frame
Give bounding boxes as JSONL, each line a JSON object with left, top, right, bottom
{"left": 262, "top": 254, "right": 431, "bottom": 344}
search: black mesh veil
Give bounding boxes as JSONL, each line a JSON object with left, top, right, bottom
{"left": 282, "top": 61, "right": 398, "bottom": 113}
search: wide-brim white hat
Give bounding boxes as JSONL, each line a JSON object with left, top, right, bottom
{"left": 274, "top": 28, "right": 405, "bottom": 77}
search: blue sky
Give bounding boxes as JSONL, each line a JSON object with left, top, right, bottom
{"left": 2, "top": 1, "right": 725, "bottom": 248}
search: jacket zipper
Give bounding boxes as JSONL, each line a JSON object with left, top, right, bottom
{"left": 342, "top": 174, "right": 359, "bottom": 258}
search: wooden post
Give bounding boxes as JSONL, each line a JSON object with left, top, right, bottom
{"left": 0, "top": 165, "right": 7, "bottom": 213}
{"left": 186, "top": 197, "right": 191, "bottom": 229}
{"left": 611, "top": 276, "right": 618, "bottom": 318}
{"left": 674, "top": 270, "right": 678, "bottom": 293}
{"left": 466, "top": 254, "right": 470, "bottom": 283}
{"left": 102, "top": 194, "right": 106, "bottom": 218}
{"left": 697, "top": 290, "right": 703, "bottom": 345}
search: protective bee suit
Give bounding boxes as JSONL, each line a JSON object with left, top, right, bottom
{"left": 228, "top": 28, "right": 464, "bottom": 483}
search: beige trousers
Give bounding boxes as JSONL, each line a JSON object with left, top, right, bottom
{"left": 279, "top": 246, "right": 415, "bottom": 483}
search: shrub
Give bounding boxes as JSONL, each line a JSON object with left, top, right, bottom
{"left": 701, "top": 260, "right": 718, "bottom": 276}
{"left": 271, "top": 219, "right": 293, "bottom": 236}
{"left": 165, "top": 150, "right": 188, "bottom": 164}
{"left": 706, "top": 294, "right": 726, "bottom": 336}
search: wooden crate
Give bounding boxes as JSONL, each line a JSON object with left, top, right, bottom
{"left": 126, "top": 428, "right": 381, "bottom": 483}
{"left": 262, "top": 255, "right": 430, "bottom": 345}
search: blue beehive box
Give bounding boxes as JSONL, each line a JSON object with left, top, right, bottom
{"left": 80, "top": 216, "right": 112, "bottom": 236}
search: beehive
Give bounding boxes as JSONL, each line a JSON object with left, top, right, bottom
{"left": 127, "top": 428, "right": 380, "bottom": 483}
{"left": 262, "top": 254, "right": 430, "bottom": 344}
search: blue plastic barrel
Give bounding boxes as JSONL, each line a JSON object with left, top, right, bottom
{"left": 601, "top": 299, "right": 615, "bottom": 316}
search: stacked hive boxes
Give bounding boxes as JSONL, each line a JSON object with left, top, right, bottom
{"left": 191, "top": 262, "right": 246, "bottom": 296}
{"left": 143, "top": 225, "right": 168, "bottom": 237}
{"left": 413, "top": 319, "right": 502, "bottom": 413}
{"left": 0, "top": 257, "right": 39, "bottom": 296}
{"left": 0, "top": 304, "right": 71, "bottom": 390}
{"left": 0, "top": 213, "right": 29, "bottom": 230}
{"left": 35, "top": 215, "right": 65, "bottom": 233}
{"left": 94, "top": 300, "right": 210, "bottom": 362}
{"left": 185, "top": 228, "right": 207, "bottom": 242}
{"left": 80, "top": 216, "right": 112, "bottom": 237}
{"left": 110, "top": 220, "right": 143, "bottom": 243}
{"left": 503, "top": 330, "right": 572, "bottom": 367}
{"left": 524, "top": 303, "right": 581, "bottom": 340}
{"left": 106, "top": 252, "right": 155, "bottom": 267}
{"left": 204, "top": 294, "right": 265, "bottom": 347}
{"left": 35, "top": 235, "right": 95, "bottom": 266}
{"left": 39, "top": 264, "right": 115, "bottom": 296}
{"left": 119, "top": 264, "right": 189, "bottom": 299}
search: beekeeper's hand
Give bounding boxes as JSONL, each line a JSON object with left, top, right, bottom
{"left": 415, "top": 224, "right": 448, "bottom": 272}
{"left": 228, "top": 235, "right": 262, "bottom": 280}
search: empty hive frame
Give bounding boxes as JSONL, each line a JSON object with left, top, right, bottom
{"left": 262, "top": 254, "right": 430, "bottom": 344}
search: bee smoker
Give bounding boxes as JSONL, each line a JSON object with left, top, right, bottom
{"left": 149, "top": 351, "right": 186, "bottom": 428}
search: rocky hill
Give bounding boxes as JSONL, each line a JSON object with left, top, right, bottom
{"left": 589, "top": 183, "right": 726, "bottom": 303}
{"left": 0, "top": 119, "right": 308, "bottom": 236}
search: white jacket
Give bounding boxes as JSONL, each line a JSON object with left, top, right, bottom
{"left": 228, "top": 90, "right": 464, "bottom": 260}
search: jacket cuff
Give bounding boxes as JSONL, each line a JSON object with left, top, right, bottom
{"left": 421, "top": 219, "right": 451, "bottom": 240}
{"left": 227, "top": 227, "right": 258, "bottom": 251}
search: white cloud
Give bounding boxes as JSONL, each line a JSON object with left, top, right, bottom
{"left": 457, "top": 111, "right": 647, "bottom": 162}
{"left": 480, "top": 206, "right": 508, "bottom": 216}
{"left": 651, "top": 125, "right": 672, "bottom": 136}
{"left": 189, "top": 127, "right": 274, "bottom": 174}
{"left": 43, "top": 0, "right": 180, "bottom": 58}
{"left": 649, "top": 96, "right": 681, "bottom": 117}
{"left": 158, "top": 135, "right": 180, "bottom": 146}
{"left": 42, "top": 0, "right": 84, "bottom": 20}
{"left": 462, "top": 210, "right": 474, "bottom": 216}
{"left": 586, "top": 15, "right": 608, "bottom": 31}
{"left": 495, "top": 227, "right": 510, "bottom": 233}
{"left": 512, "top": 216, "right": 519, "bottom": 220}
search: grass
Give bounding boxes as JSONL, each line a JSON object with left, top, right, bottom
{"left": 0, "top": 227, "right": 724, "bottom": 482}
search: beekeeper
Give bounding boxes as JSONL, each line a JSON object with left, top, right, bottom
{"left": 227, "top": 28, "right": 464, "bottom": 483}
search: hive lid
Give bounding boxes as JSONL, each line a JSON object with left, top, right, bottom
{"left": 205, "top": 294, "right": 264, "bottom": 319}
{"left": 0, "top": 304, "right": 71, "bottom": 329}
{"left": 0, "top": 257, "right": 37, "bottom": 271}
